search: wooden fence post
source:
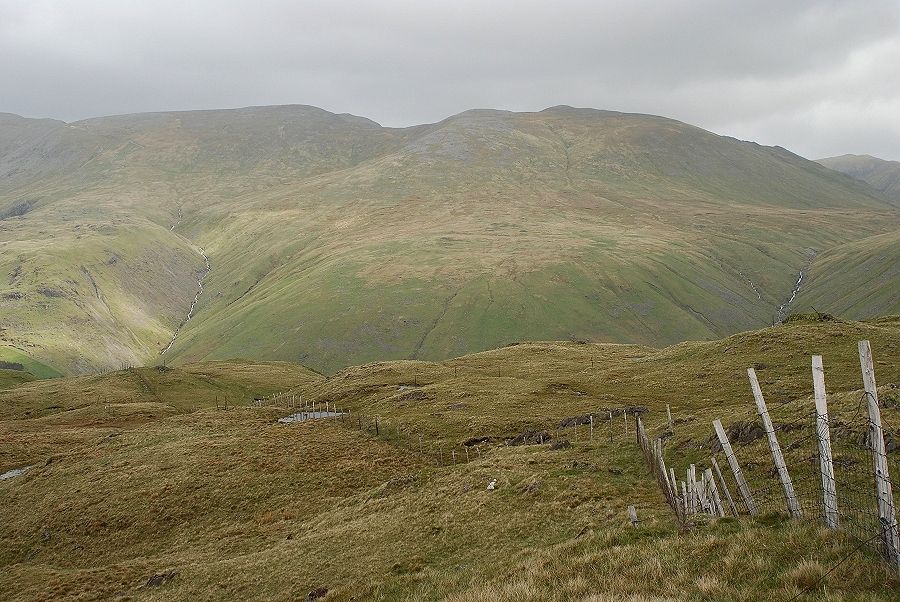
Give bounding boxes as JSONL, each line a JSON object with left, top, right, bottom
{"left": 713, "top": 419, "right": 757, "bottom": 515}
{"left": 705, "top": 468, "right": 726, "bottom": 517}
{"left": 687, "top": 465, "right": 697, "bottom": 515}
{"left": 655, "top": 439, "right": 676, "bottom": 513}
{"left": 669, "top": 467, "right": 678, "bottom": 502}
{"left": 711, "top": 456, "right": 738, "bottom": 517}
{"left": 748, "top": 368, "right": 801, "bottom": 517}
{"left": 628, "top": 505, "right": 639, "bottom": 527}
{"left": 812, "top": 355, "right": 839, "bottom": 529}
{"left": 667, "top": 404, "right": 673, "bottom": 432}
{"left": 695, "top": 468, "right": 712, "bottom": 514}
{"left": 859, "top": 340, "right": 900, "bottom": 567}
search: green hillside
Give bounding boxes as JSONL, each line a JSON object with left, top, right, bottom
{"left": 818, "top": 154, "right": 900, "bottom": 201}
{"left": 2, "top": 319, "right": 898, "bottom": 600}
{"left": 2, "top": 105, "right": 898, "bottom": 374}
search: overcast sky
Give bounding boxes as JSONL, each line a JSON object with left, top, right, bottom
{"left": 2, "top": 0, "right": 900, "bottom": 160}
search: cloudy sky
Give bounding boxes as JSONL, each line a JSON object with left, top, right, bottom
{"left": 2, "top": 0, "right": 899, "bottom": 160}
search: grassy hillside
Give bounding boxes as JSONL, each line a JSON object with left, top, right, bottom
{"left": 1, "top": 319, "right": 899, "bottom": 600}
{"left": 2, "top": 106, "right": 899, "bottom": 374}
{"left": 818, "top": 154, "right": 900, "bottom": 201}
{"left": 0, "top": 346, "right": 61, "bottom": 379}
{"left": 0, "top": 369, "right": 35, "bottom": 390}
{"left": 794, "top": 230, "right": 900, "bottom": 318}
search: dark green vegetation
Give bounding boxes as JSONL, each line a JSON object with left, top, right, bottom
{"left": 818, "top": 154, "right": 900, "bottom": 200}
{"left": 2, "top": 106, "right": 899, "bottom": 375}
{"left": 1, "top": 318, "right": 899, "bottom": 600}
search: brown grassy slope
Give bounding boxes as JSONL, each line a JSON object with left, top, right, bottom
{"left": 3, "top": 413, "right": 898, "bottom": 601}
{"left": 1, "top": 317, "right": 899, "bottom": 600}
{"left": 0, "top": 360, "right": 323, "bottom": 470}
{"left": 0, "top": 368, "right": 35, "bottom": 390}
{"left": 301, "top": 315, "right": 900, "bottom": 452}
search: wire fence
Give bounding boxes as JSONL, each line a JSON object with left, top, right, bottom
{"left": 638, "top": 341, "right": 900, "bottom": 572}
{"left": 265, "top": 398, "right": 645, "bottom": 469}
{"left": 253, "top": 341, "right": 899, "bottom": 571}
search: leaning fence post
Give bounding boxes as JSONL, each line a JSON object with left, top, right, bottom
{"left": 859, "top": 340, "right": 900, "bottom": 567}
{"left": 628, "top": 505, "right": 639, "bottom": 527}
{"left": 812, "top": 355, "right": 839, "bottom": 529}
{"left": 669, "top": 467, "right": 678, "bottom": 501}
{"left": 748, "top": 368, "right": 802, "bottom": 517}
{"left": 713, "top": 419, "right": 757, "bottom": 515}
{"left": 705, "top": 468, "right": 726, "bottom": 517}
{"left": 667, "top": 404, "right": 673, "bottom": 432}
{"left": 711, "top": 456, "right": 738, "bottom": 517}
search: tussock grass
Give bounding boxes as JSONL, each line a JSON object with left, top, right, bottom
{"left": 1, "top": 318, "right": 899, "bottom": 600}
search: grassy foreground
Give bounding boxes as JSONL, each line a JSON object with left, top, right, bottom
{"left": 1, "top": 316, "right": 899, "bottom": 600}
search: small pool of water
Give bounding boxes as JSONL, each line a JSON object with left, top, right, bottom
{"left": 0, "top": 465, "right": 34, "bottom": 481}
{"left": 278, "top": 411, "right": 344, "bottom": 424}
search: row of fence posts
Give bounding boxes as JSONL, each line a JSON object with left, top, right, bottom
{"left": 269, "top": 390, "right": 645, "bottom": 470}
{"left": 637, "top": 340, "right": 899, "bottom": 570}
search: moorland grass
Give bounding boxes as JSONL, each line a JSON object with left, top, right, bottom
{"left": 1, "top": 318, "right": 899, "bottom": 600}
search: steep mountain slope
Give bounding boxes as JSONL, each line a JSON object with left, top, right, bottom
{"left": 1, "top": 105, "right": 898, "bottom": 374}
{"left": 817, "top": 153, "right": 900, "bottom": 201}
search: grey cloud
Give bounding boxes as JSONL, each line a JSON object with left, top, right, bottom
{"left": 1, "top": 0, "right": 899, "bottom": 159}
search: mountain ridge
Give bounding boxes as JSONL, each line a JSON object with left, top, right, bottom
{"left": 1, "top": 104, "right": 898, "bottom": 375}
{"left": 817, "top": 153, "right": 900, "bottom": 201}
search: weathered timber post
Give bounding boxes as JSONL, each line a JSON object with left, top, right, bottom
{"left": 628, "top": 505, "right": 639, "bottom": 527}
{"left": 669, "top": 467, "right": 678, "bottom": 501}
{"left": 859, "top": 340, "right": 900, "bottom": 567}
{"left": 748, "top": 368, "right": 801, "bottom": 517}
{"left": 711, "top": 456, "right": 738, "bottom": 517}
{"left": 687, "top": 465, "right": 697, "bottom": 515}
{"left": 705, "top": 468, "right": 726, "bottom": 517}
{"left": 812, "top": 355, "right": 838, "bottom": 528}
{"left": 713, "top": 419, "right": 757, "bottom": 515}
